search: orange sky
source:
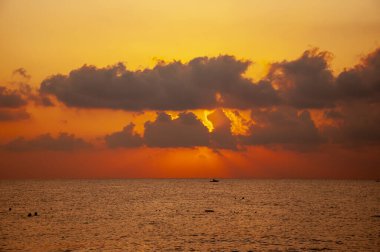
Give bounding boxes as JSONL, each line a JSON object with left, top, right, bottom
{"left": 0, "top": 0, "right": 380, "bottom": 179}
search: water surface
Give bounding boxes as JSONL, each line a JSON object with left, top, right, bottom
{"left": 0, "top": 179, "right": 379, "bottom": 251}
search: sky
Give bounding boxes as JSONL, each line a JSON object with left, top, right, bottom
{"left": 0, "top": 0, "right": 380, "bottom": 179}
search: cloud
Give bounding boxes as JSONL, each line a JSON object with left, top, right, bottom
{"left": 323, "top": 109, "right": 344, "bottom": 120}
{"left": 207, "top": 109, "right": 238, "bottom": 150}
{"left": 40, "top": 56, "right": 279, "bottom": 110}
{"left": 322, "top": 102, "right": 380, "bottom": 146}
{"left": 243, "top": 107, "right": 323, "bottom": 149}
{"left": 144, "top": 112, "right": 210, "bottom": 147}
{"left": 105, "top": 110, "right": 242, "bottom": 150}
{"left": 0, "top": 109, "right": 30, "bottom": 121}
{"left": 0, "top": 86, "right": 27, "bottom": 108}
{"left": 104, "top": 101, "right": 380, "bottom": 150}
{"left": 38, "top": 47, "right": 380, "bottom": 111}
{"left": 268, "top": 49, "right": 336, "bottom": 108}
{"left": 12, "top": 68, "right": 31, "bottom": 79}
{"left": 105, "top": 123, "right": 143, "bottom": 148}
{"left": 336, "top": 48, "right": 380, "bottom": 102}
{"left": 321, "top": 48, "right": 380, "bottom": 146}
{"left": 35, "top": 47, "right": 380, "bottom": 151}
{"left": 0, "top": 86, "right": 30, "bottom": 121}
{"left": 7, "top": 67, "right": 54, "bottom": 107}
{"left": 3, "top": 133, "right": 91, "bottom": 151}
{"left": 268, "top": 47, "right": 380, "bottom": 108}
{"left": 33, "top": 95, "right": 54, "bottom": 106}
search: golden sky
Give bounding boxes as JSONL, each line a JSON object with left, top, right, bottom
{"left": 0, "top": 0, "right": 380, "bottom": 179}
{"left": 1, "top": 0, "right": 379, "bottom": 84}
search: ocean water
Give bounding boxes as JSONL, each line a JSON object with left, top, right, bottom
{"left": 0, "top": 179, "right": 379, "bottom": 251}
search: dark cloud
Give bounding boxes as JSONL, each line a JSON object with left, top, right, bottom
{"left": 322, "top": 102, "right": 380, "bottom": 146}
{"left": 105, "top": 123, "right": 143, "bottom": 148}
{"left": 336, "top": 48, "right": 380, "bottom": 102}
{"left": 144, "top": 112, "right": 210, "bottom": 147}
{"left": 38, "top": 47, "right": 380, "bottom": 111}
{"left": 34, "top": 47, "right": 380, "bottom": 151}
{"left": 321, "top": 48, "right": 380, "bottom": 146}
{"left": 3, "top": 133, "right": 91, "bottom": 151}
{"left": 105, "top": 108, "right": 325, "bottom": 151}
{"left": 31, "top": 94, "right": 54, "bottom": 107}
{"left": 40, "top": 56, "right": 279, "bottom": 110}
{"left": 268, "top": 47, "right": 380, "bottom": 108}
{"left": 207, "top": 109, "right": 238, "bottom": 150}
{"left": 268, "top": 49, "right": 336, "bottom": 108}
{"left": 0, "top": 86, "right": 31, "bottom": 121}
{"left": 0, "top": 86, "right": 27, "bottom": 108}
{"left": 8, "top": 67, "right": 53, "bottom": 107}
{"left": 243, "top": 107, "right": 323, "bottom": 149}
{"left": 13, "top": 68, "right": 31, "bottom": 79}
{"left": 0, "top": 109, "right": 30, "bottom": 121}
{"left": 105, "top": 110, "right": 242, "bottom": 150}
{"left": 324, "top": 109, "right": 344, "bottom": 120}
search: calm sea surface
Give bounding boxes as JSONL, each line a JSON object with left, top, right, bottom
{"left": 0, "top": 179, "right": 379, "bottom": 251}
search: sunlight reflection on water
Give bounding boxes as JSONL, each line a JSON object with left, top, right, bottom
{"left": 0, "top": 179, "right": 379, "bottom": 251}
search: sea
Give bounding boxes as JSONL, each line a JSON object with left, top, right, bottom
{"left": 0, "top": 179, "right": 379, "bottom": 251}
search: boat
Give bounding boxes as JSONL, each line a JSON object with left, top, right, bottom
{"left": 210, "top": 179, "right": 219, "bottom": 182}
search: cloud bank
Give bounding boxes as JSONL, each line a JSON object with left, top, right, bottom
{"left": 40, "top": 57, "right": 279, "bottom": 110}
{"left": 244, "top": 107, "right": 323, "bottom": 149}
{"left": 105, "top": 123, "right": 143, "bottom": 148}
{"left": 39, "top": 48, "right": 380, "bottom": 110}
{"left": 3, "top": 133, "right": 91, "bottom": 151}
{"left": 3, "top": 47, "right": 379, "bottom": 151}
{"left": 0, "top": 86, "right": 30, "bottom": 121}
